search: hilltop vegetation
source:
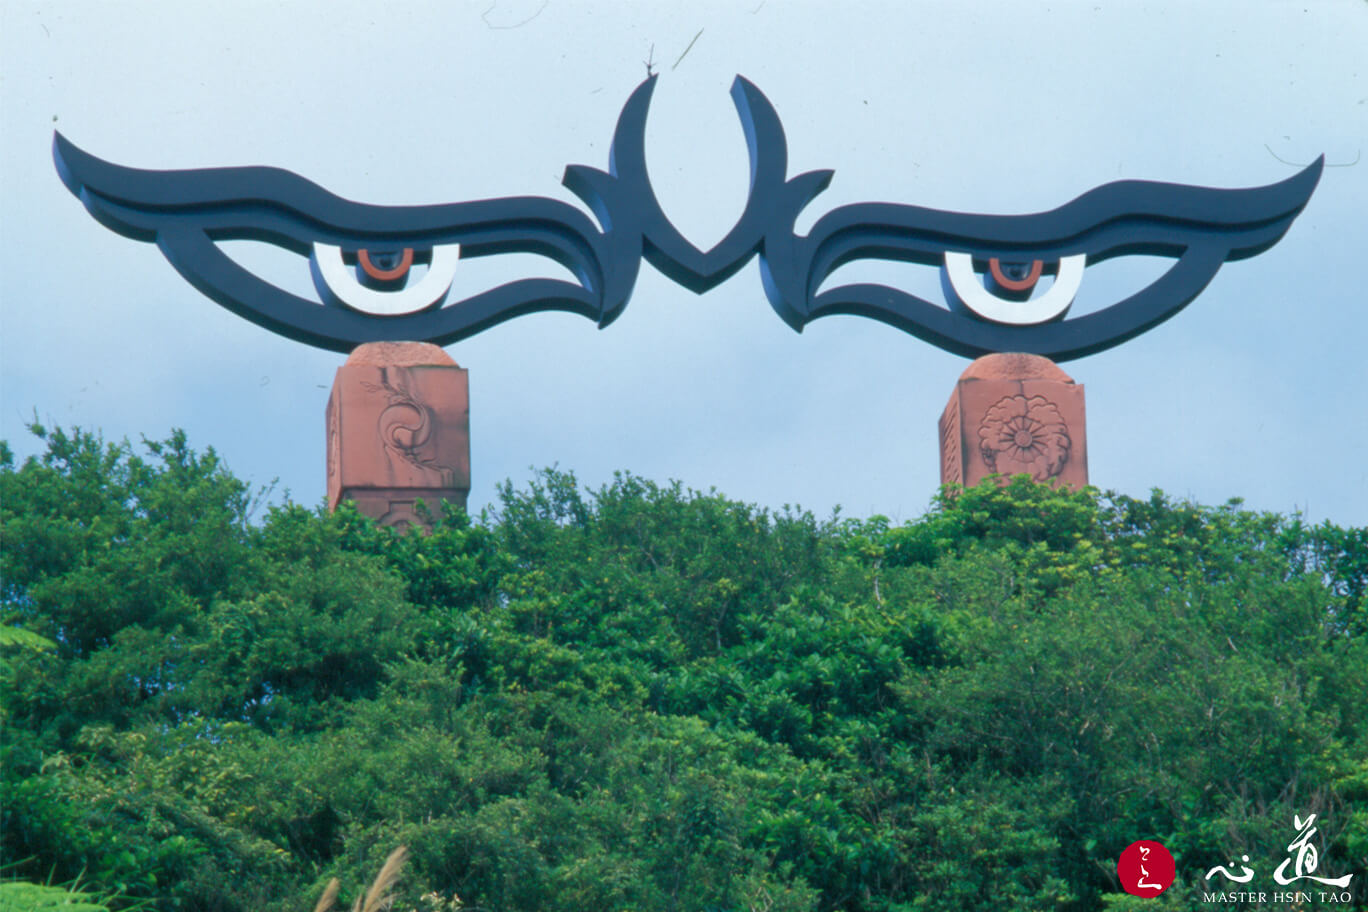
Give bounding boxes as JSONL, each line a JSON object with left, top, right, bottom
{"left": 2, "top": 426, "right": 1366, "bottom": 911}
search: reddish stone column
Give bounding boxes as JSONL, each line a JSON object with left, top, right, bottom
{"left": 326, "top": 342, "right": 470, "bottom": 529}
{"left": 938, "top": 352, "right": 1087, "bottom": 488}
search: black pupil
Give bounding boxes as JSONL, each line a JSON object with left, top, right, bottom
{"left": 1002, "top": 262, "right": 1031, "bottom": 280}
{"left": 372, "top": 252, "right": 403, "bottom": 270}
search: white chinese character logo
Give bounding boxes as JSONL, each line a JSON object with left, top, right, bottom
{"left": 1136, "top": 845, "right": 1164, "bottom": 891}
{"left": 1273, "top": 814, "right": 1353, "bottom": 888}
{"left": 1205, "top": 853, "right": 1255, "bottom": 884}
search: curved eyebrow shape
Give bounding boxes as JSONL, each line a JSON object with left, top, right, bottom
{"left": 759, "top": 157, "right": 1323, "bottom": 361}
{"left": 53, "top": 132, "right": 639, "bottom": 352}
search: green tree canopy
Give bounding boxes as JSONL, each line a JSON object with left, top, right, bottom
{"left": 3, "top": 426, "right": 1365, "bottom": 911}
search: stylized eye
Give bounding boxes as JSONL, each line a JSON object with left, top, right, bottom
{"left": 941, "top": 253, "right": 1086, "bottom": 325}
{"left": 52, "top": 133, "right": 638, "bottom": 352}
{"left": 310, "top": 244, "right": 461, "bottom": 315}
{"left": 760, "top": 160, "right": 1323, "bottom": 361}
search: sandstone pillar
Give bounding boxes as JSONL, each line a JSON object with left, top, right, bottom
{"left": 938, "top": 353, "right": 1087, "bottom": 488}
{"left": 327, "top": 342, "right": 470, "bottom": 529}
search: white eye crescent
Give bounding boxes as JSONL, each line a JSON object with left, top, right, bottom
{"left": 942, "top": 252, "right": 1085, "bottom": 325}
{"left": 311, "top": 243, "right": 461, "bottom": 316}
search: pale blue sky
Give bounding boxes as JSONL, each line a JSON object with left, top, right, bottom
{"left": 3, "top": 1, "right": 1366, "bottom": 525}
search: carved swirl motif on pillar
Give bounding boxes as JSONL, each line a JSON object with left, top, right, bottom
{"left": 361, "top": 371, "right": 459, "bottom": 489}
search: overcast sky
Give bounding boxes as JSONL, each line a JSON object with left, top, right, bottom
{"left": 3, "top": 1, "right": 1366, "bottom": 527}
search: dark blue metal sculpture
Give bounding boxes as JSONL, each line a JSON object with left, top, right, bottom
{"left": 54, "top": 76, "right": 1321, "bottom": 360}
{"left": 765, "top": 161, "right": 1322, "bottom": 360}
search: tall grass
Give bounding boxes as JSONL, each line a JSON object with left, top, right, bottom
{"left": 312, "top": 847, "right": 409, "bottom": 912}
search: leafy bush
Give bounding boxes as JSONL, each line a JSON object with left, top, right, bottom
{"left": 2, "top": 427, "right": 1365, "bottom": 911}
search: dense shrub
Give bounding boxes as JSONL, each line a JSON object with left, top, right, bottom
{"left": 3, "top": 427, "right": 1365, "bottom": 911}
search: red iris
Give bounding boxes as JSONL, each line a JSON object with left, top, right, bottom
{"left": 988, "top": 258, "right": 1043, "bottom": 292}
{"left": 358, "top": 248, "right": 414, "bottom": 282}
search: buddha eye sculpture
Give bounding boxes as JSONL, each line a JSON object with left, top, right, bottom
{"left": 55, "top": 77, "right": 1319, "bottom": 361}
{"left": 760, "top": 153, "right": 1320, "bottom": 360}
{"left": 53, "top": 131, "right": 637, "bottom": 353}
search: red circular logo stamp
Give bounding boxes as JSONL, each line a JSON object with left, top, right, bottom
{"left": 1117, "top": 840, "right": 1175, "bottom": 896}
